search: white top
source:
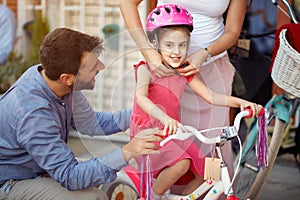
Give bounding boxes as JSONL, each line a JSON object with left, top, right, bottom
{"left": 157, "top": 0, "right": 230, "bottom": 62}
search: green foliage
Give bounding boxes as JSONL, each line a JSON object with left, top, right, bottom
{"left": 0, "top": 11, "right": 49, "bottom": 93}
{"left": 29, "top": 12, "right": 50, "bottom": 64}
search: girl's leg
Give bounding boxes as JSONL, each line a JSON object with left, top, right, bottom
{"left": 152, "top": 159, "right": 190, "bottom": 195}
{"left": 181, "top": 173, "right": 204, "bottom": 195}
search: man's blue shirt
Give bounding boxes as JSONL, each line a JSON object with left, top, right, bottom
{"left": 0, "top": 65, "right": 131, "bottom": 190}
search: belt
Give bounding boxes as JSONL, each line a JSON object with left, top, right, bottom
{"left": 0, "top": 179, "right": 15, "bottom": 195}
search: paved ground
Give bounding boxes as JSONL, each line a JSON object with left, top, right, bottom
{"left": 69, "top": 133, "right": 300, "bottom": 200}
{"left": 257, "top": 154, "right": 300, "bottom": 200}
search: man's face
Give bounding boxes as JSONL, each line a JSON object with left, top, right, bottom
{"left": 74, "top": 51, "right": 105, "bottom": 90}
{"left": 159, "top": 29, "right": 189, "bottom": 68}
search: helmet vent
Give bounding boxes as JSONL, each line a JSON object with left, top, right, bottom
{"left": 165, "top": 7, "right": 171, "bottom": 13}
{"left": 146, "top": 4, "right": 194, "bottom": 32}
{"left": 154, "top": 9, "right": 161, "bottom": 15}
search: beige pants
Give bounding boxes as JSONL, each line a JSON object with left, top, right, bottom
{"left": 0, "top": 177, "right": 108, "bottom": 200}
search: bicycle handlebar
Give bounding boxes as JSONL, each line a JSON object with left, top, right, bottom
{"left": 160, "top": 108, "right": 256, "bottom": 147}
{"left": 272, "top": 0, "right": 299, "bottom": 24}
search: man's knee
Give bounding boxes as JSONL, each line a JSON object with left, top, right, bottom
{"left": 77, "top": 187, "right": 108, "bottom": 200}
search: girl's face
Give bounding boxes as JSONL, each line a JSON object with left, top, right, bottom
{"left": 158, "top": 28, "right": 190, "bottom": 68}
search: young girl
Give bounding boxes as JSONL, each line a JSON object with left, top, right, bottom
{"left": 130, "top": 4, "right": 262, "bottom": 199}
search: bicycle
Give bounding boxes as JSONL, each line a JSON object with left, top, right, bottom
{"left": 233, "top": 1, "right": 300, "bottom": 199}
{"left": 101, "top": 108, "right": 265, "bottom": 200}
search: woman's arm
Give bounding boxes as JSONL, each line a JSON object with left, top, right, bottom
{"left": 177, "top": 0, "right": 248, "bottom": 76}
{"left": 135, "top": 65, "right": 182, "bottom": 134}
{"left": 189, "top": 76, "right": 261, "bottom": 117}
{"left": 119, "top": 0, "right": 174, "bottom": 77}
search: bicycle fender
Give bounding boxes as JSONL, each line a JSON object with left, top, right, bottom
{"left": 270, "top": 95, "right": 290, "bottom": 123}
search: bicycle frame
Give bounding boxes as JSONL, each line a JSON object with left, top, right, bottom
{"left": 165, "top": 144, "right": 237, "bottom": 200}
{"left": 103, "top": 110, "right": 256, "bottom": 200}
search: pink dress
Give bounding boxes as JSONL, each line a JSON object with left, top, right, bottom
{"left": 130, "top": 61, "right": 205, "bottom": 178}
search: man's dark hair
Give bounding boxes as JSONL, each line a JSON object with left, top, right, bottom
{"left": 40, "top": 28, "right": 104, "bottom": 80}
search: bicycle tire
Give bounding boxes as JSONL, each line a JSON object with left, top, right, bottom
{"left": 234, "top": 124, "right": 260, "bottom": 199}
{"left": 234, "top": 117, "right": 286, "bottom": 199}
{"left": 105, "top": 180, "right": 139, "bottom": 200}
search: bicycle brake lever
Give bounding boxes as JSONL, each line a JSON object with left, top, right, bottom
{"left": 160, "top": 128, "right": 193, "bottom": 147}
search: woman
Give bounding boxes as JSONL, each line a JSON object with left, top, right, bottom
{"left": 120, "top": 0, "right": 251, "bottom": 181}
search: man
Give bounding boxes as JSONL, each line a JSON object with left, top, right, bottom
{"left": 0, "top": 28, "right": 162, "bottom": 200}
{"left": 0, "top": 4, "right": 16, "bottom": 65}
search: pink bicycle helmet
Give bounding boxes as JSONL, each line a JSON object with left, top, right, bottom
{"left": 146, "top": 4, "right": 193, "bottom": 33}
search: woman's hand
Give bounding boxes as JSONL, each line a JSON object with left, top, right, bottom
{"left": 144, "top": 48, "right": 175, "bottom": 77}
{"left": 176, "top": 48, "right": 208, "bottom": 76}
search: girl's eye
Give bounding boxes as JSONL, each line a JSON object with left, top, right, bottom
{"left": 179, "top": 43, "right": 187, "bottom": 48}
{"left": 166, "top": 43, "right": 173, "bottom": 48}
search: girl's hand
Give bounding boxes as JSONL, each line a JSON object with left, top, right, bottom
{"left": 163, "top": 116, "right": 184, "bottom": 136}
{"left": 241, "top": 103, "right": 263, "bottom": 117}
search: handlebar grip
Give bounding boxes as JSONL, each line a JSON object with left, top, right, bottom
{"left": 244, "top": 107, "right": 265, "bottom": 118}
{"left": 244, "top": 108, "right": 253, "bottom": 118}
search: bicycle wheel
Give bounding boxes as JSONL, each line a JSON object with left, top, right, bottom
{"left": 234, "top": 124, "right": 260, "bottom": 199}
{"left": 234, "top": 117, "right": 286, "bottom": 199}
{"left": 105, "top": 180, "right": 139, "bottom": 200}
{"left": 246, "top": 118, "right": 286, "bottom": 199}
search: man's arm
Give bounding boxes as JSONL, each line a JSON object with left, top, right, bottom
{"left": 18, "top": 109, "right": 162, "bottom": 190}
{"left": 71, "top": 91, "right": 131, "bottom": 135}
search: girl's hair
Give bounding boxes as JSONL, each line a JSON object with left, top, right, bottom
{"left": 153, "top": 25, "right": 191, "bottom": 43}
{"left": 40, "top": 28, "right": 104, "bottom": 80}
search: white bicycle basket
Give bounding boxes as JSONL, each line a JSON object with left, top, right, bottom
{"left": 271, "top": 29, "right": 300, "bottom": 97}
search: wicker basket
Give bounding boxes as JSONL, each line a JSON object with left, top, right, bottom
{"left": 271, "top": 29, "right": 300, "bottom": 97}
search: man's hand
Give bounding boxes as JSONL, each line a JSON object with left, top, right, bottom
{"left": 122, "top": 128, "right": 163, "bottom": 162}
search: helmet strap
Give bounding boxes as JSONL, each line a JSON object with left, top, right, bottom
{"left": 154, "top": 33, "right": 161, "bottom": 54}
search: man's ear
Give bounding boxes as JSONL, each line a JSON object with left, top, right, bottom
{"left": 60, "top": 73, "right": 75, "bottom": 87}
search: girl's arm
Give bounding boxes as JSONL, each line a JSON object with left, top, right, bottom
{"left": 135, "top": 65, "right": 182, "bottom": 134}
{"left": 177, "top": 0, "right": 248, "bottom": 76}
{"left": 119, "top": 0, "right": 174, "bottom": 77}
{"left": 188, "top": 76, "right": 261, "bottom": 117}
